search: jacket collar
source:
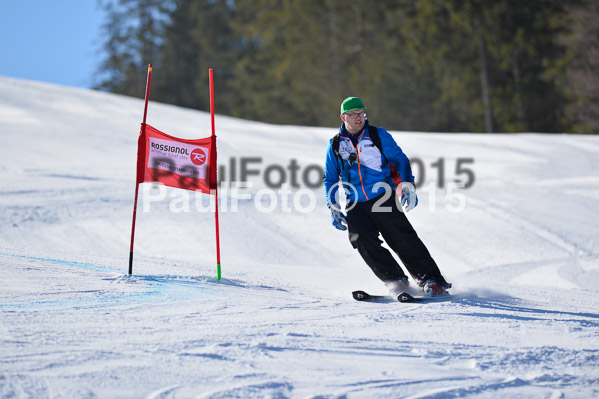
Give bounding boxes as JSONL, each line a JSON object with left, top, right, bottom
{"left": 339, "top": 119, "right": 369, "bottom": 138}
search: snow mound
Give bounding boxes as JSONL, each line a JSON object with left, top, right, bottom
{"left": 1, "top": 76, "right": 598, "bottom": 398}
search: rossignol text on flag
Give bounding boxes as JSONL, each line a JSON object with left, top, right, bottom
{"left": 136, "top": 124, "right": 216, "bottom": 194}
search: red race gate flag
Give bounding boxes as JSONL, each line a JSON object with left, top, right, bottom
{"left": 135, "top": 124, "right": 217, "bottom": 193}
{"left": 129, "top": 65, "right": 221, "bottom": 278}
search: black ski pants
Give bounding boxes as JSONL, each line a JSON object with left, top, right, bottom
{"left": 346, "top": 191, "right": 448, "bottom": 286}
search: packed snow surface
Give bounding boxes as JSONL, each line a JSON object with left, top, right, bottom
{"left": 1, "top": 76, "right": 598, "bottom": 398}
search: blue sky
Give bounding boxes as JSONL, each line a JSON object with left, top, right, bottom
{"left": 0, "top": 1, "right": 104, "bottom": 89}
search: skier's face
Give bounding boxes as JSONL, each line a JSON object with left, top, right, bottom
{"left": 341, "top": 109, "right": 366, "bottom": 134}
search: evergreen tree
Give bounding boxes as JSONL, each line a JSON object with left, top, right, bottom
{"left": 95, "top": 0, "right": 169, "bottom": 97}
{"left": 93, "top": 0, "right": 589, "bottom": 133}
{"left": 155, "top": 0, "right": 238, "bottom": 113}
{"left": 153, "top": 0, "right": 201, "bottom": 109}
{"left": 230, "top": 0, "right": 347, "bottom": 126}
{"left": 563, "top": 0, "right": 599, "bottom": 133}
{"left": 487, "top": 0, "right": 569, "bottom": 133}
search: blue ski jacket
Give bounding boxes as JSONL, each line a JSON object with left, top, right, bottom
{"left": 324, "top": 120, "right": 415, "bottom": 207}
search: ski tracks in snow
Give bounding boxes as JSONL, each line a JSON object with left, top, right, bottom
{"left": 1, "top": 251, "right": 599, "bottom": 398}
{"left": 465, "top": 194, "right": 598, "bottom": 290}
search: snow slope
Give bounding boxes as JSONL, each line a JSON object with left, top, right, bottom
{"left": 1, "top": 76, "right": 598, "bottom": 398}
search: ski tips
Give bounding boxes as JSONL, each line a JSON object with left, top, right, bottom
{"left": 352, "top": 290, "right": 369, "bottom": 301}
{"left": 398, "top": 292, "right": 415, "bottom": 302}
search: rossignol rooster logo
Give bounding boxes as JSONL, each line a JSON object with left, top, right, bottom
{"left": 191, "top": 148, "right": 207, "bottom": 165}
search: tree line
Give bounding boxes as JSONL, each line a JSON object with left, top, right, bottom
{"left": 95, "top": 0, "right": 599, "bottom": 134}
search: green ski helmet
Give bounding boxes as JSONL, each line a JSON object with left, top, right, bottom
{"left": 340, "top": 97, "right": 366, "bottom": 114}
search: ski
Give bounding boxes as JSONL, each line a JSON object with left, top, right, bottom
{"left": 352, "top": 290, "right": 451, "bottom": 303}
{"left": 398, "top": 291, "right": 452, "bottom": 302}
{"left": 398, "top": 291, "right": 428, "bottom": 302}
{"left": 352, "top": 290, "right": 393, "bottom": 302}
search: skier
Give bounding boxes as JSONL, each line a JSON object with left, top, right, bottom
{"left": 324, "top": 97, "right": 451, "bottom": 297}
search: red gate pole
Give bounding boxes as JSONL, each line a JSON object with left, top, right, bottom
{"left": 129, "top": 64, "right": 153, "bottom": 275}
{"left": 209, "top": 68, "right": 222, "bottom": 280}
